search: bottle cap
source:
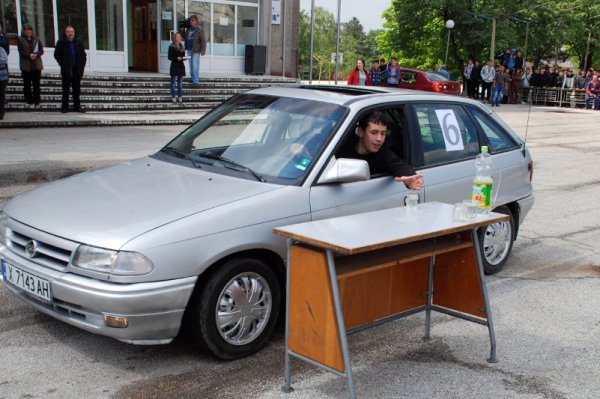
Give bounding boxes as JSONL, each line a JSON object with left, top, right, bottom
{"left": 481, "top": 145, "right": 489, "bottom": 153}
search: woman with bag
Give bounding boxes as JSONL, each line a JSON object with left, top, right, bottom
{"left": 17, "top": 24, "right": 44, "bottom": 108}
{"left": 168, "top": 32, "right": 186, "bottom": 103}
{"left": 0, "top": 45, "right": 9, "bottom": 119}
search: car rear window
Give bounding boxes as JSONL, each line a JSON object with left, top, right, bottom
{"left": 425, "top": 72, "right": 446, "bottom": 81}
{"left": 470, "top": 108, "right": 517, "bottom": 152}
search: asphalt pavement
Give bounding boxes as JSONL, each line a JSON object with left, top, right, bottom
{"left": 1, "top": 103, "right": 600, "bottom": 399}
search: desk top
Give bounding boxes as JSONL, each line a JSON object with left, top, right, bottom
{"left": 273, "top": 202, "right": 509, "bottom": 255}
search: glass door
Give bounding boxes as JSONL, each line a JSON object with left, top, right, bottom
{"left": 159, "top": 0, "right": 184, "bottom": 55}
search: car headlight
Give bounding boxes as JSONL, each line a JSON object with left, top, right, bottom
{"left": 0, "top": 211, "right": 7, "bottom": 245}
{"left": 72, "top": 245, "right": 154, "bottom": 275}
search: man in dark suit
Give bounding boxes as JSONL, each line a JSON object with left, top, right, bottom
{"left": 54, "top": 25, "right": 87, "bottom": 113}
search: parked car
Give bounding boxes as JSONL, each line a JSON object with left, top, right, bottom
{"left": 398, "top": 68, "right": 462, "bottom": 95}
{"left": 0, "top": 86, "right": 534, "bottom": 360}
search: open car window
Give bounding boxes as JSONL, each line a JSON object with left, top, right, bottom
{"left": 334, "top": 106, "right": 411, "bottom": 178}
{"left": 161, "top": 95, "right": 346, "bottom": 185}
{"left": 414, "top": 103, "right": 480, "bottom": 166}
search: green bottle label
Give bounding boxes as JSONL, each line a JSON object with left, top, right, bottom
{"left": 472, "top": 182, "right": 492, "bottom": 209}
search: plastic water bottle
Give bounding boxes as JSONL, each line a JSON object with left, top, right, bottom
{"left": 472, "top": 146, "right": 493, "bottom": 217}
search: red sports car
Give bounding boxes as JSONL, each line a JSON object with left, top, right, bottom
{"left": 396, "top": 68, "right": 462, "bottom": 95}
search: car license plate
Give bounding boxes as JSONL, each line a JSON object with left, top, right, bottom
{"left": 1, "top": 259, "right": 52, "bottom": 302}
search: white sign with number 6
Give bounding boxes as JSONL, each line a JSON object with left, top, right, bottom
{"left": 435, "top": 109, "right": 464, "bottom": 152}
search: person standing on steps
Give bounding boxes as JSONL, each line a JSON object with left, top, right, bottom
{"left": 185, "top": 15, "right": 206, "bottom": 86}
{"left": 168, "top": 32, "right": 186, "bottom": 104}
{"left": 0, "top": 45, "right": 8, "bottom": 120}
{"left": 54, "top": 25, "right": 87, "bottom": 113}
{"left": 17, "top": 24, "right": 44, "bottom": 108}
{"left": 0, "top": 21, "right": 10, "bottom": 55}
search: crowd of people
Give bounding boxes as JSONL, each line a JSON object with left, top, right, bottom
{"left": 345, "top": 46, "right": 600, "bottom": 111}
{"left": 463, "top": 47, "right": 600, "bottom": 110}
{"left": 346, "top": 56, "right": 403, "bottom": 87}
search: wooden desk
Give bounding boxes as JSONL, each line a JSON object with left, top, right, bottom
{"left": 273, "top": 202, "right": 508, "bottom": 399}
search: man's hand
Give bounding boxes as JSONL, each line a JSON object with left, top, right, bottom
{"left": 395, "top": 174, "right": 423, "bottom": 190}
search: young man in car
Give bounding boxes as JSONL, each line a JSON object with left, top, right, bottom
{"left": 337, "top": 110, "right": 423, "bottom": 190}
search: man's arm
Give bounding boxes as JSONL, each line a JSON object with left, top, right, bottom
{"left": 379, "top": 147, "right": 422, "bottom": 190}
{"left": 53, "top": 40, "right": 62, "bottom": 64}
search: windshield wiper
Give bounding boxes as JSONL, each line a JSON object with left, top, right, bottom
{"left": 161, "top": 146, "right": 188, "bottom": 159}
{"left": 196, "top": 153, "right": 266, "bottom": 182}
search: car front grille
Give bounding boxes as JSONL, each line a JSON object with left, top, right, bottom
{"left": 5, "top": 225, "right": 76, "bottom": 271}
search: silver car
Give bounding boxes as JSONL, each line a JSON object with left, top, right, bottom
{"left": 0, "top": 86, "right": 534, "bottom": 359}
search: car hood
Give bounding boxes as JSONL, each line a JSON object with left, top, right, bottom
{"left": 4, "top": 157, "right": 282, "bottom": 249}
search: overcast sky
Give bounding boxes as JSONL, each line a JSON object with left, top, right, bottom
{"left": 299, "top": 0, "right": 391, "bottom": 32}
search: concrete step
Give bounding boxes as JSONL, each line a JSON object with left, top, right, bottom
{"left": 7, "top": 78, "right": 288, "bottom": 90}
{"left": 6, "top": 94, "right": 230, "bottom": 103}
{"left": 7, "top": 102, "right": 218, "bottom": 112}
{"left": 2, "top": 72, "right": 297, "bottom": 121}
{"left": 6, "top": 86, "right": 251, "bottom": 95}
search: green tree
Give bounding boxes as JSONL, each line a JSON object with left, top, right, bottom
{"left": 377, "top": 0, "right": 599, "bottom": 76}
{"left": 298, "top": 6, "right": 337, "bottom": 80}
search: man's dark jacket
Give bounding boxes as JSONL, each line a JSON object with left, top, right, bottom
{"left": 54, "top": 36, "right": 87, "bottom": 78}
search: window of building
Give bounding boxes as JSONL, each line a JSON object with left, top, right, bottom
{"left": 160, "top": 0, "right": 185, "bottom": 53}
{"left": 19, "top": 0, "right": 55, "bottom": 47}
{"left": 188, "top": 1, "right": 211, "bottom": 53}
{"left": 212, "top": 3, "right": 234, "bottom": 56}
{"left": 236, "top": 5, "right": 257, "bottom": 56}
{"left": 95, "top": 0, "right": 124, "bottom": 51}
{"left": 0, "top": 0, "right": 18, "bottom": 45}
{"left": 56, "top": 0, "right": 90, "bottom": 49}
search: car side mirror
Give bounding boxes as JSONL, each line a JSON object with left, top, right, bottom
{"left": 317, "top": 158, "right": 370, "bottom": 184}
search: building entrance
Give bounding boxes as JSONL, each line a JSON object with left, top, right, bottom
{"left": 131, "top": 0, "right": 158, "bottom": 71}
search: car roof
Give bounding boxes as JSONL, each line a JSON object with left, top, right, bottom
{"left": 246, "top": 85, "right": 476, "bottom": 107}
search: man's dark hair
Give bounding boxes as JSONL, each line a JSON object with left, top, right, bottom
{"left": 358, "top": 110, "right": 389, "bottom": 130}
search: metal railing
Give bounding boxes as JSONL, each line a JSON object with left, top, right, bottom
{"left": 522, "top": 87, "right": 587, "bottom": 107}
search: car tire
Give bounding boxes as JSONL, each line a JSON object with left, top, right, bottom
{"left": 478, "top": 205, "right": 515, "bottom": 275}
{"left": 190, "top": 257, "right": 280, "bottom": 360}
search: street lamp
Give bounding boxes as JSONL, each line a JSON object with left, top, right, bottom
{"left": 444, "top": 19, "right": 455, "bottom": 67}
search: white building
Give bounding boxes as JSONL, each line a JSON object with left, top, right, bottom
{"left": 2, "top": 0, "right": 298, "bottom": 76}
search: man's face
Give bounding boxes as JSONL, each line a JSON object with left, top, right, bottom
{"left": 487, "top": 61, "right": 492, "bottom": 67}
{"left": 391, "top": 58, "right": 397, "bottom": 66}
{"left": 65, "top": 27, "right": 75, "bottom": 41}
{"left": 190, "top": 17, "right": 198, "bottom": 27}
{"left": 358, "top": 122, "right": 387, "bottom": 154}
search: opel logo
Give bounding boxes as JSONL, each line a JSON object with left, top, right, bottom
{"left": 25, "top": 240, "right": 39, "bottom": 258}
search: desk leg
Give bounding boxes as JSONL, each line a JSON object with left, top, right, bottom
{"left": 282, "top": 239, "right": 294, "bottom": 393}
{"left": 423, "top": 255, "right": 435, "bottom": 341}
{"left": 471, "top": 228, "right": 498, "bottom": 363}
{"left": 326, "top": 250, "right": 357, "bottom": 399}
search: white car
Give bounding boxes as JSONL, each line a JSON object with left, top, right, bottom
{"left": 0, "top": 86, "right": 534, "bottom": 359}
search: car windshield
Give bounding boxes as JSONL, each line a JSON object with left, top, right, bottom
{"left": 160, "top": 94, "right": 347, "bottom": 185}
{"left": 425, "top": 72, "right": 447, "bottom": 81}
